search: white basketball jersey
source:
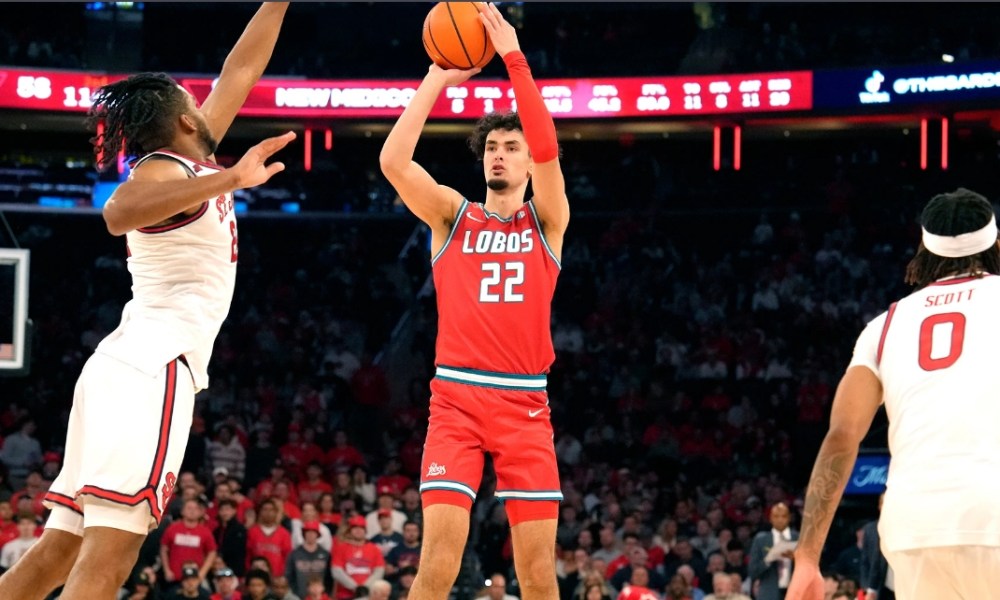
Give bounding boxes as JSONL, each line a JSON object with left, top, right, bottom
{"left": 849, "top": 274, "right": 1000, "bottom": 551}
{"left": 96, "top": 151, "right": 237, "bottom": 391}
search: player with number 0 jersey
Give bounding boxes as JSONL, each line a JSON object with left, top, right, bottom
{"left": 379, "top": 4, "right": 569, "bottom": 600}
{"left": 788, "top": 188, "right": 1000, "bottom": 600}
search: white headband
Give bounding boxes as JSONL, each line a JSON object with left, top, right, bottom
{"left": 922, "top": 215, "right": 998, "bottom": 258}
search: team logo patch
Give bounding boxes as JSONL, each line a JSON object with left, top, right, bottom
{"left": 161, "top": 472, "right": 177, "bottom": 509}
{"left": 426, "top": 463, "right": 447, "bottom": 477}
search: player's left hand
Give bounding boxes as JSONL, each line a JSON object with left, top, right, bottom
{"left": 785, "top": 561, "right": 824, "bottom": 600}
{"left": 478, "top": 2, "right": 521, "bottom": 57}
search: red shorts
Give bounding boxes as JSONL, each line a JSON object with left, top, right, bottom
{"left": 420, "top": 366, "right": 563, "bottom": 525}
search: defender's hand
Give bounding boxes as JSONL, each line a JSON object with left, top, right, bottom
{"left": 232, "top": 131, "right": 296, "bottom": 189}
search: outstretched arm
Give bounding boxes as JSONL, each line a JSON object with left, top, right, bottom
{"left": 480, "top": 3, "right": 569, "bottom": 253}
{"left": 200, "top": 2, "right": 289, "bottom": 144}
{"left": 787, "top": 365, "right": 882, "bottom": 600}
{"left": 379, "top": 65, "right": 477, "bottom": 251}
{"left": 103, "top": 132, "right": 295, "bottom": 235}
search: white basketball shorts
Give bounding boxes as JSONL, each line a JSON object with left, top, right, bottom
{"left": 44, "top": 352, "right": 195, "bottom": 535}
{"left": 885, "top": 545, "right": 1000, "bottom": 599}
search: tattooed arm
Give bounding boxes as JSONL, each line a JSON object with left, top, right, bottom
{"left": 787, "top": 366, "right": 882, "bottom": 600}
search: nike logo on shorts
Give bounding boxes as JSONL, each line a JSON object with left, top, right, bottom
{"left": 528, "top": 408, "right": 544, "bottom": 417}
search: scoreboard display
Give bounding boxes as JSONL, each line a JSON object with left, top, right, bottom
{"left": 0, "top": 67, "right": 813, "bottom": 119}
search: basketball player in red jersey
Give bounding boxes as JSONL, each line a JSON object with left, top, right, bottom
{"left": 0, "top": 4, "right": 294, "bottom": 600}
{"left": 379, "top": 5, "right": 569, "bottom": 600}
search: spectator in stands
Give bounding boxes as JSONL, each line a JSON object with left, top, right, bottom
{"left": 616, "top": 566, "right": 659, "bottom": 600}
{"left": 592, "top": 524, "right": 622, "bottom": 565}
{"left": 211, "top": 567, "right": 241, "bottom": 600}
{"left": 324, "top": 430, "right": 365, "bottom": 473}
{"left": 703, "top": 571, "right": 750, "bottom": 600}
{"left": 331, "top": 516, "right": 384, "bottom": 600}
{"left": 674, "top": 566, "right": 704, "bottom": 600}
{"left": 316, "top": 494, "right": 340, "bottom": 532}
{"left": 398, "top": 486, "right": 421, "bottom": 526}
{"left": 303, "top": 577, "right": 332, "bottom": 600}
{"left": 610, "top": 546, "right": 666, "bottom": 594}
{"left": 373, "top": 457, "right": 409, "bottom": 500}
{"left": 245, "top": 430, "right": 279, "bottom": 491}
{"left": 384, "top": 520, "right": 421, "bottom": 579}
{"left": 0, "top": 515, "right": 38, "bottom": 571}
{"left": 364, "top": 486, "right": 405, "bottom": 538}
{"left": 723, "top": 541, "right": 746, "bottom": 580}
{"left": 209, "top": 426, "right": 247, "bottom": 483}
{"left": 122, "top": 568, "right": 160, "bottom": 600}
{"left": 349, "top": 466, "right": 376, "bottom": 512}
{"left": 285, "top": 521, "right": 330, "bottom": 599}
{"left": 370, "top": 508, "right": 404, "bottom": 558}
{"left": 664, "top": 574, "right": 693, "bottom": 600}
{"left": 246, "top": 499, "right": 293, "bottom": 577}
{"left": 254, "top": 461, "right": 296, "bottom": 508}
{"left": 272, "top": 481, "right": 301, "bottom": 520}
{"left": 699, "top": 553, "right": 727, "bottom": 594}
{"left": 175, "top": 565, "right": 212, "bottom": 599}
{"left": 291, "top": 502, "right": 332, "bottom": 552}
{"left": 9, "top": 471, "right": 46, "bottom": 519}
{"left": 244, "top": 569, "right": 278, "bottom": 600}
{"left": 271, "top": 575, "right": 301, "bottom": 600}
{"left": 213, "top": 499, "right": 248, "bottom": 578}
{"left": 476, "top": 573, "right": 519, "bottom": 600}
{"left": 0, "top": 501, "right": 17, "bottom": 550}
{"left": 0, "top": 418, "right": 41, "bottom": 488}
{"left": 298, "top": 463, "right": 333, "bottom": 507}
{"left": 581, "top": 582, "right": 613, "bottom": 600}
{"left": 690, "top": 520, "right": 719, "bottom": 559}
{"left": 161, "top": 499, "right": 218, "bottom": 589}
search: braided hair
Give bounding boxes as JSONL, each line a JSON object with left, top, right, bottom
{"left": 904, "top": 188, "right": 1000, "bottom": 289}
{"left": 86, "top": 73, "right": 189, "bottom": 171}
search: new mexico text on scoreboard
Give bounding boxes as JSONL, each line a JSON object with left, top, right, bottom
{"left": 0, "top": 67, "right": 812, "bottom": 119}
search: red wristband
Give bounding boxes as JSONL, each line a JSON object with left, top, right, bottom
{"left": 503, "top": 51, "right": 559, "bottom": 163}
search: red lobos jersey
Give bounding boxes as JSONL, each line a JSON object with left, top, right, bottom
{"left": 432, "top": 200, "right": 560, "bottom": 375}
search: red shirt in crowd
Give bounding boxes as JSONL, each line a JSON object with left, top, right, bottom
{"left": 374, "top": 475, "right": 412, "bottom": 498}
{"left": 617, "top": 585, "right": 661, "bottom": 600}
{"left": 253, "top": 478, "right": 298, "bottom": 505}
{"left": 161, "top": 521, "right": 217, "bottom": 580}
{"left": 298, "top": 479, "right": 335, "bottom": 506}
{"left": 331, "top": 540, "right": 384, "bottom": 600}
{"left": 325, "top": 446, "right": 365, "bottom": 471}
{"left": 246, "top": 524, "right": 292, "bottom": 576}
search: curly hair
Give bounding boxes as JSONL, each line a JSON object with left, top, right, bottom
{"left": 905, "top": 187, "right": 1000, "bottom": 289}
{"left": 467, "top": 111, "right": 523, "bottom": 160}
{"left": 86, "top": 73, "right": 189, "bottom": 171}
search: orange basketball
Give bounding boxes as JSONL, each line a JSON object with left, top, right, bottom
{"left": 422, "top": 2, "right": 496, "bottom": 70}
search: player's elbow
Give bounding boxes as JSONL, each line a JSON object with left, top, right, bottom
{"left": 378, "top": 149, "right": 403, "bottom": 178}
{"left": 102, "top": 205, "right": 130, "bottom": 236}
{"left": 823, "top": 426, "right": 864, "bottom": 449}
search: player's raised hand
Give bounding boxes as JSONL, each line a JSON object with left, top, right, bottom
{"left": 232, "top": 131, "right": 296, "bottom": 189}
{"left": 478, "top": 2, "right": 521, "bottom": 57}
{"left": 427, "top": 63, "right": 481, "bottom": 87}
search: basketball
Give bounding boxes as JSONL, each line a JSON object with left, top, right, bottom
{"left": 422, "top": 2, "right": 495, "bottom": 70}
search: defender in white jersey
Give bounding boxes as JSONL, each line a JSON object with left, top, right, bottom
{"left": 0, "top": 4, "right": 295, "bottom": 600}
{"left": 788, "top": 188, "right": 1000, "bottom": 600}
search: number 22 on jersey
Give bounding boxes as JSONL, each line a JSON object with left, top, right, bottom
{"left": 480, "top": 262, "right": 524, "bottom": 303}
